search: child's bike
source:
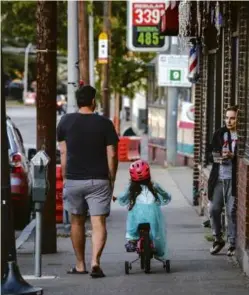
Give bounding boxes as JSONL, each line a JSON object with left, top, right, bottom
{"left": 124, "top": 223, "right": 170, "bottom": 274}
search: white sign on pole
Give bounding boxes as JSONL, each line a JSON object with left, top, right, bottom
{"left": 98, "top": 32, "right": 108, "bottom": 64}
{"left": 157, "top": 54, "right": 191, "bottom": 88}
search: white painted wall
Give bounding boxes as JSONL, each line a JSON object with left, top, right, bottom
{"left": 121, "top": 91, "right": 146, "bottom": 135}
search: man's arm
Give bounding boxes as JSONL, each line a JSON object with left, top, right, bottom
{"left": 58, "top": 141, "right": 67, "bottom": 182}
{"left": 106, "top": 144, "right": 118, "bottom": 187}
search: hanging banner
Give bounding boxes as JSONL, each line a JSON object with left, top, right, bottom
{"left": 159, "top": 1, "right": 179, "bottom": 36}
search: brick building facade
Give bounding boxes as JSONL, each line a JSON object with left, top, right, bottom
{"left": 147, "top": 0, "right": 249, "bottom": 275}
{"left": 190, "top": 1, "right": 249, "bottom": 275}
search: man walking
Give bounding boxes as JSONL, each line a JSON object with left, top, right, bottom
{"left": 208, "top": 106, "right": 238, "bottom": 256}
{"left": 57, "top": 85, "right": 119, "bottom": 277}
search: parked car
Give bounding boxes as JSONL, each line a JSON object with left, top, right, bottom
{"left": 7, "top": 116, "right": 33, "bottom": 230}
{"left": 8, "top": 79, "right": 24, "bottom": 102}
{"left": 23, "top": 91, "right": 36, "bottom": 106}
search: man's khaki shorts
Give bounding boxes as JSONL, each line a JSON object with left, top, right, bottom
{"left": 63, "top": 179, "right": 112, "bottom": 216}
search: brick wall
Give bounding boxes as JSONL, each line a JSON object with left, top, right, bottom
{"left": 246, "top": 41, "right": 249, "bottom": 158}
{"left": 246, "top": 18, "right": 249, "bottom": 159}
{"left": 237, "top": 3, "right": 248, "bottom": 156}
{"left": 193, "top": 62, "right": 202, "bottom": 205}
{"left": 236, "top": 2, "right": 249, "bottom": 276}
{"left": 223, "top": 2, "right": 233, "bottom": 114}
{"left": 237, "top": 158, "right": 249, "bottom": 276}
{"left": 200, "top": 2, "right": 209, "bottom": 167}
{"left": 186, "top": 0, "right": 249, "bottom": 275}
{"left": 197, "top": 1, "right": 234, "bottom": 214}
{"left": 201, "top": 55, "right": 208, "bottom": 166}
{"left": 237, "top": 158, "right": 249, "bottom": 249}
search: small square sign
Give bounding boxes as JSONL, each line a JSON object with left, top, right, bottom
{"left": 170, "top": 70, "right": 181, "bottom": 81}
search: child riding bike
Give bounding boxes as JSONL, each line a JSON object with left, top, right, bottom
{"left": 113, "top": 160, "right": 171, "bottom": 260}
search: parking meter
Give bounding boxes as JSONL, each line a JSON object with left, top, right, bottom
{"left": 30, "top": 150, "right": 50, "bottom": 278}
{"left": 31, "top": 150, "right": 50, "bottom": 203}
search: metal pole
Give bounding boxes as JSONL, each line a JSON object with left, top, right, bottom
{"left": 78, "top": 0, "right": 89, "bottom": 85}
{"left": 166, "top": 37, "right": 178, "bottom": 166}
{"left": 89, "top": 2, "right": 95, "bottom": 87}
{"left": 23, "top": 43, "right": 32, "bottom": 102}
{"left": 67, "top": 0, "right": 79, "bottom": 113}
{"left": 34, "top": 204, "right": 42, "bottom": 277}
{"left": 102, "top": 0, "right": 111, "bottom": 118}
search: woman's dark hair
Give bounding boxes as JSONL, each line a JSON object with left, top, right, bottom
{"left": 226, "top": 105, "right": 239, "bottom": 113}
{"left": 128, "top": 178, "right": 159, "bottom": 210}
{"left": 75, "top": 85, "right": 96, "bottom": 108}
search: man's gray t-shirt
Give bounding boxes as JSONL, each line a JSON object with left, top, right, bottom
{"left": 219, "top": 131, "right": 237, "bottom": 180}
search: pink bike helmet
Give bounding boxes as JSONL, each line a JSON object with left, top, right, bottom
{"left": 129, "top": 160, "right": 150, "bottom": 182}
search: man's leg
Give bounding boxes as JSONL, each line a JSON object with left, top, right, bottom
{"left": 63, "top": 179, "right": 88, "bottom": 272}
{"left": 70, "top": 214, "right": 87, "bottom": 271}
{"left": 85, "top": 179, "right": 112, "bottom": 277}
{"left": 90, "top": 215, "right": 107, "bottom": 267}
{"left": 209, "top": 180, "right": 225, "bottom": 254}
{"left": 224, "top": 180, "right": 236, "bottom": 256}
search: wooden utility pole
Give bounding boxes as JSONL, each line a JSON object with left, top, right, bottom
{"left": 78, "top": 0, "right": 89, "bottom": 85}
{"left": 102, "top": 0, "right": 111, "bottom": 118}
{"left": 36, "top": 0, "right": 57, "bottom": 254}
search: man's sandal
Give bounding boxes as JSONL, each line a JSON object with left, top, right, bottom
{"left": 67, "top": 267, "right": 88, "bottom": 274}
{"left": 90, "top": 266, "right": 105, "bottom": 278}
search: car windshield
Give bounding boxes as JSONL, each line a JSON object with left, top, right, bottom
{"left": 7, "top": 124, "right": 17, "bottom": 156}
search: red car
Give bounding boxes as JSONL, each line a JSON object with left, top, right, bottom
{"left": 7, "top": 116, "right": 32, "bottom": 230}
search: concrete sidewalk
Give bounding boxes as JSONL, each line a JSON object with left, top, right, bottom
{"left": 16, "top": 164, "right": 249, "bottom": 294}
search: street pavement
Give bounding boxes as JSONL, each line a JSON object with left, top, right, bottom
{"left": 16, "top": 163, "right": 249, "bottom": 295}
{"left": 7, "top": 105, "right": 249, "bottom": 293}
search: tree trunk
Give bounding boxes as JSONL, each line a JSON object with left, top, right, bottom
{"left": 78, "top": 0, "right": 89, "bottom": 85}
{"left": 114, "top": 92, "right": 121, "bottom": 135}
{"left": 36, "top": 0, "right": 57, "bottom": 254}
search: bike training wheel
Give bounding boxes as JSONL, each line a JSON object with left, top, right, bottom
{"left": 125, "top": 261, "right": 130, "bottom": 275}
{"left": 165, "top": 260, "right": 170, "bottom": 273}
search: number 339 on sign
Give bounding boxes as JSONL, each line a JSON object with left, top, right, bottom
{"left": 133, "top": 6, "right": 165, "bottom": 26}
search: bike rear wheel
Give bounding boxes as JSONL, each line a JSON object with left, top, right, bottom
{"left": 143, "top": 232, "right": 151, "bottom": 273}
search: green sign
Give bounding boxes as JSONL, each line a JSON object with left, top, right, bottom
{"left": 170, "top": 70, "right": 181, "bottom": 81}
{"left": 135, "top": 28, "right": 165, "bottom": 48}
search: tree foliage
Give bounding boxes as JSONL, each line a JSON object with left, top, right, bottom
{"left": 1, "top": 0, "right": 155, "bottom": 98}
{"left": 1, "top": 1, "right": 67, "bottom": 51}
